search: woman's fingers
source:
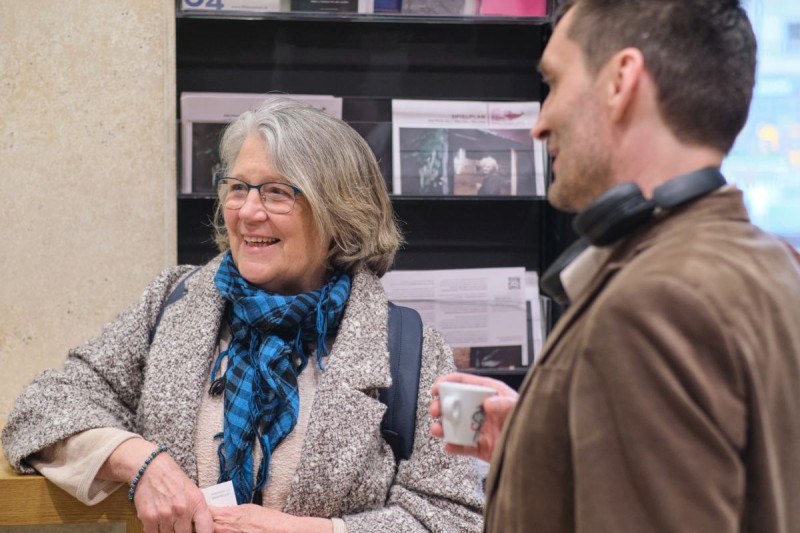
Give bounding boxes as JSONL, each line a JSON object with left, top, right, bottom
{"left": 133, "top": 452, "right": 212, "bottom": 533}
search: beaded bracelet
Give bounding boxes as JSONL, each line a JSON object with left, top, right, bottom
{"left": 128, "top": 445, "right": 169, "bottom": 502}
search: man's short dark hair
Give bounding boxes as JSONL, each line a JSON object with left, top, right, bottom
{"left": 556, "top": 0, "right": 757, "bottom": 154}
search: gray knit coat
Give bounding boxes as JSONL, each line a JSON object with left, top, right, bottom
{"left": 2, "top": 256, "right": 484, "bottom": 532}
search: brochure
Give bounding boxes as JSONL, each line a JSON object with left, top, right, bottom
{"left": 180, "top": 92, "right": 342, "bottom": 194}
{"left": 374, "top": 0, "right": 402, "bottom": 13}
{"left": 290, "top": 0, "right": 360, "bottom": 12}
{"left": 478, "top": 0, "right": 547, "bottom": 17}
{"left": 342, "top": 97, "right": 393, "bottom": 191}
{"left": 180, "top": 0, "right": 286, "bottom": 12}
{"left": 391, "top": 99, "right": 546, "bottom": 196}
{"left": 401, "top": 0, "right": 466, "bottom": 15}
{"left": 525, "top": 270, "right": 546, "bottom": 365}
{"left": 381, "top": 267, "right": 531, "bottom": 369}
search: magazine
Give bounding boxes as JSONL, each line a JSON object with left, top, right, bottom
{"left": 525, "top": 270, "right": 546, "bottom": 365}
{"left": 401, "top": 0, "right": 467, "bottom": 15}
{"left": 381, "top": 267, "right": 531, "bottom": 369}
{"left": 342, "top": 97, "right": 393, "bottom": 192}
{"left": 290, "top": 0, "right": 371, "bottom": 12}
{"left": 391, "top": 99, "right": 546, "bottom": 196}
{"left": 180, "top": 0, "right": 286, "bottom": 12}
{"left": 373, "top": 0, "right": 402, "bottom": 13}
{"left": 478, "top": 0, "right": 547, "bottom": 17}
{"left": 180, "top": 92, "right": 342, "bottom": 194}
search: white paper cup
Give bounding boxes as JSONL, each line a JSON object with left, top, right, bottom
{"left": 439, "top": 381, "right": 497, "bottom": 446}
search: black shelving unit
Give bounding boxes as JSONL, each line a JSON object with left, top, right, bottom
{"left": 175, "top": 7, "right": 576, "bottom": 388}
{"left": 176, "top": 15, "right": 548, "bottom": 100}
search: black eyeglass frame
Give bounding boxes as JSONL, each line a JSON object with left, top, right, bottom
{"left": 213, "top": 175, "right": 303, "bottom": 214}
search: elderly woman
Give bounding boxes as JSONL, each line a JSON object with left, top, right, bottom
{"left": 2, "top": 97, "right": 483, "bottom": 532}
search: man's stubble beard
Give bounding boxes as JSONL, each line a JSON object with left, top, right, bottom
{"left": 547, "top": 147, "right": 615, "bottom": 214}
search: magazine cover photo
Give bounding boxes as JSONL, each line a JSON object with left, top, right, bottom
{"left": 397, "top": 127, "right": 538, "bottom": 195}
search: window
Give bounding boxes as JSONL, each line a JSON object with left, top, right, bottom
{"left": 787, "top": 22, "right": 800, "bottom": 55}
{"left": 723, "top": 1, "right": 800, "bottom": 248}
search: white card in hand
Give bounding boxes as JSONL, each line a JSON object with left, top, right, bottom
{"left": 201, "top": 480, "right": 238, "bottom": 507}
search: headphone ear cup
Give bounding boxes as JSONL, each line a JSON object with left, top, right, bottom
{"left": 572, "top": 182, "right": 655, "bottom": 246}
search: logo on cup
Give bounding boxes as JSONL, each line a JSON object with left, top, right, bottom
{"left": 470, "top": 405, "right": 487, "bottom": 441}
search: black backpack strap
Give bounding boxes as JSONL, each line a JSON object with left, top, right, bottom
{"left": 379, "top": 302, "right": 424, "bottom": 462}
{"left": 148, "top": 267, "right": 201, "bottom": 344}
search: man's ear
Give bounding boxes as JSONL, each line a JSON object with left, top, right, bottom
{"left": 604, "top": 47, "right": 645, "bottom": 123}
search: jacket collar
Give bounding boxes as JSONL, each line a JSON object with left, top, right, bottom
{"left": 284, "top": 268, "right": 394, "bottom": 515}
{"left": 142, "top": 255, "right": 227, "bottom": 480}
{"left": 315, "top": 268, "right": 392, "bottom": 391}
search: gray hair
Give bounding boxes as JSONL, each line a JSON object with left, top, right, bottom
{"left": 213, "top": 96, "right": 402, "bottom": 277}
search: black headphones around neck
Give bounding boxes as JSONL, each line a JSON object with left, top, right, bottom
{"left": 540, "top": 167, "right": 727, "bottom": 306}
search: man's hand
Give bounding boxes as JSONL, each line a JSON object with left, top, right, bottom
{"left": 430, "top": 373, "right": 518, "bottom": 463}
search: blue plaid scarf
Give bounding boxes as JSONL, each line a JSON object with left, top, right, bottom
{"left": 211, "top": 251, "right": 351, "bottom": 504}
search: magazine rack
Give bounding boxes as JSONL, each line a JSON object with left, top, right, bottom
{"left": 174, "top": 3, "right": 575, "bottom": 388}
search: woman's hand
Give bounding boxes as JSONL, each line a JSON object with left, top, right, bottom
{"left": 209, "top": 505, "right": 333, "bottom": 533}
{"left": 98, "top": 438, "right": 214, "bottom": 533}
{"left": 430, "top": 373, "right": 519, "bottom": 463}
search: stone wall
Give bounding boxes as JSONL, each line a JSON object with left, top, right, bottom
{"left": 0, "top": 0, "right": 177, "bottom": 420}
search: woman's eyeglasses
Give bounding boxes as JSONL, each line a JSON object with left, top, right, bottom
{"left": 214, "top": 176, "right": 302, "bottom": 215}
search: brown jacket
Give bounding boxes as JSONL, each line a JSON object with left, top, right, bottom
{"left": 485, "top": 186, "right": 800, "bottom": 532}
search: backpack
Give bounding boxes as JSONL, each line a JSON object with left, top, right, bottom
{"left": 149, "top": 269, "right": 423, "bottom": 463}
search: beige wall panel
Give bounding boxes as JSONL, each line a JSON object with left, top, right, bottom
{"left": 0, "top": 1, "right": 177, "bottom": 420}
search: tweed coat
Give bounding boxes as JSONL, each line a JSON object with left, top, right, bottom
{"left": 2, "top": 257, "right": 484, "bottom": 532}
{"left": 485, "top": 187, "right": 800, "bottom": 532}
